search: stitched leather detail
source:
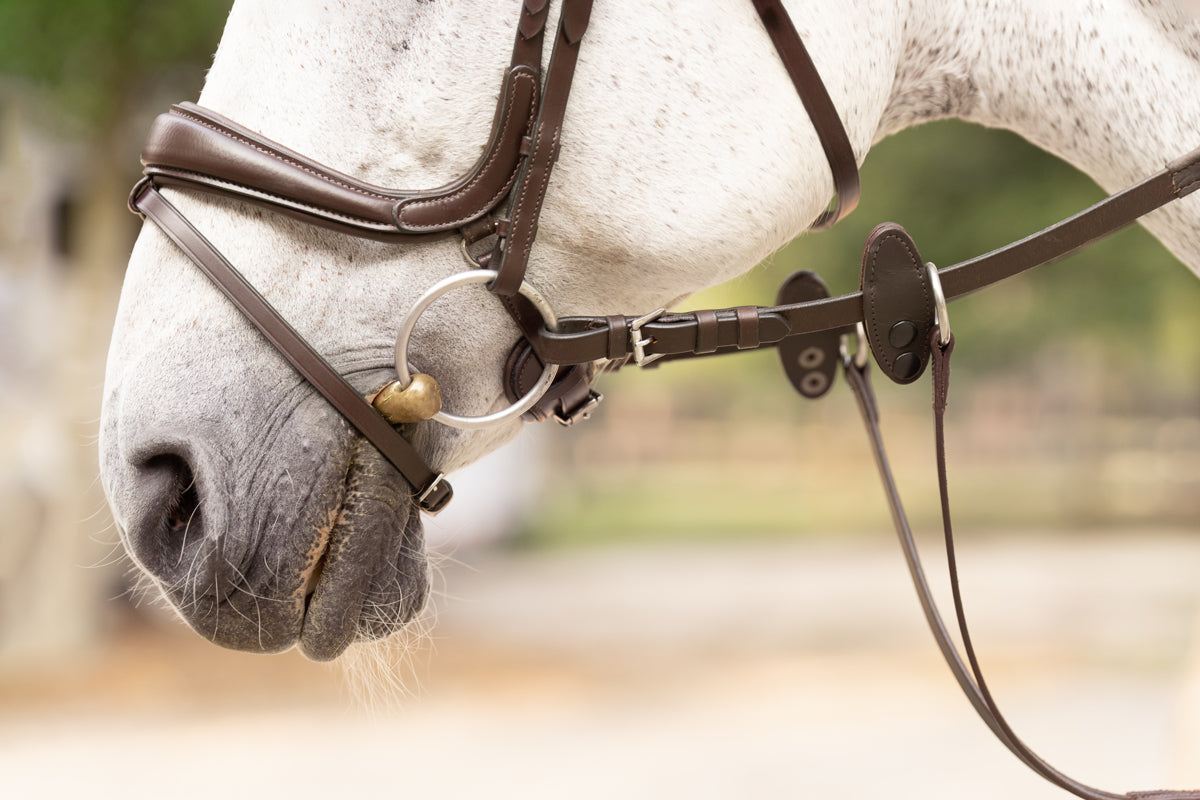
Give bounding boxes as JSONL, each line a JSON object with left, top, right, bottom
{"left": 395, "top": 68, "right": 540, "bottom": 231}
{"left": 489, "top": 0, "right": 592, "bottom": 297}
{"left": 146, "top": 169, "right": 392, "bottom": 229}
{"left": 515, "top": 123, "right": 559, "bottom": 262}
{"left": 860, "top": 222, "right": 933, "bottom": 385}
{"left": 170, "top": 108, "right": 397, "bottom": 201}
{"left": 143, "top": 0, "right": 558, "bottom": 241}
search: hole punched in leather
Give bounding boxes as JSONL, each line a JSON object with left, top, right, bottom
{"left": 860, "top": 222, "right": 936, "bottom": 384}
{"left": 776, "top": 270, "right": 839, "bottom": 399}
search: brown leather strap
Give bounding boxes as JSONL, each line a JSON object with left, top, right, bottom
{"left": 735, "top": 306, "right": 760, "bottom": 349}
{"left": 528, "top": 144, "right": 1200, "bottom": 367}
{"left": 489, "top": 0, "right": 593, "bottom": 296}
{"left": 941, "top": 150, "right": 1200, "bottom": 298}
{"left": 751, "top": 0, "right": 860, "bottom": 229}
{"left": 131, "top": 181, "right": 453, "bottom": 514}
{"left": 844, "top": 335, "right": 1200, "bottom": 800}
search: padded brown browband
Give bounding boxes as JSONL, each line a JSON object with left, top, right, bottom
{"left": 142, "top": 80, "right": 537, "bottom": 239}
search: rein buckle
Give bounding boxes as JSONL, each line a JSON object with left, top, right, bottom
{"left": 630, "top": 308, "right": 666, "bottom": 367}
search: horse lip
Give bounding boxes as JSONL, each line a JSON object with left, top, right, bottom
{"left": 296, "top": 446, "right": 425, "bottom": 662}
{"left": 297, "top": 505, "right": 366, "bottom": 661}
{"left": 303, "top": 543, "right": 332, "bottom": 603}
{"left": 301, "top": 505, "right": 340, "bottom": 605}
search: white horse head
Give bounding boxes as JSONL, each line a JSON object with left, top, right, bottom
{"left": 100, "top": 0, "right": 1200, "bottom": 660}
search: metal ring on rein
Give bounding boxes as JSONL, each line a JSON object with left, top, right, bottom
{"left": 926, "top": 261, "right": 951, "bottom": 347}
{"left": 393, "top": 269, "right": 559, "bottom": 430}
{"left": 840, "top": 322, "right": 869, "bottom": 370}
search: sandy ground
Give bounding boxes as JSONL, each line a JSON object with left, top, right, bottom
{"left": 1, "top": 531, "right": 1199, "bottom": 799}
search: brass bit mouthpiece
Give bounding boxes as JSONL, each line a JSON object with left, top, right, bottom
{"left": 371, "top": 374, "right": 443, "bottom": 424}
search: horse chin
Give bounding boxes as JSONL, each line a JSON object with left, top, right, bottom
{"left": 117, "top": 411, "right": 431, "bottom": 661}
{"left": 296, "top": 439, "right": 430, "bottom": 662}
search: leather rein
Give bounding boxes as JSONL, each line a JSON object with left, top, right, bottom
{"left": 127, "top": 1, "right": 1200, "bottom": 797}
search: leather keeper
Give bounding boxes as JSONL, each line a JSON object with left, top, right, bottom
{"left": 605, "top": 315, "right": 628, "bottom": 360}
{"left": 694, "top": 309, "right": 720, "bottom": 355}
{"left": 1171, "top": 151, "right": 1200, "bottom": 198}
{"left": 735, "top": 306, "right": 760, "bottom": 350}
{"left": 776, "top": 271, "right": 839, "bottom": 398}
{"left": 460, "top": 215, "right": 496, "bottom": 244}
{"left": 859, "top": 222, "right": 934, "bottom": 384}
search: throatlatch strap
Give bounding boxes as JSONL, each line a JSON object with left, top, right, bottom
{"left": 132, "top": 183, "right": 452, "bottom": 514}
{"left": 750, "top": 0, "right": 860, "bottom": 229}
{"left": 844, "top": 336, "right": 1200, "bottom": 800}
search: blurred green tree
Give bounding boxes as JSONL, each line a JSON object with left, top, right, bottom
{"left": 0, "top": 0, "right": 234, "bottom": 127}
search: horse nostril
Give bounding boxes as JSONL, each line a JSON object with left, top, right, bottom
{"left": 128, "top": 452, "right": 216, "bottom": 586}
{"left": 162, "top": 457, "right": 201, "bottom": 540}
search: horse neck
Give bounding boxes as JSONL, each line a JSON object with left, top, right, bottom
{"left": 885, "top": 0, "right": 1200, "bottom": 272}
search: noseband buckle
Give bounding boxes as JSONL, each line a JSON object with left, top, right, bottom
{"left": 416, "top": 472, "right": 452, "bottom": 515}
{"left": 555, "top": 388, "right": 604, "bottom": 427}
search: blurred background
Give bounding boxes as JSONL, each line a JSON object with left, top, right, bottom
{"left": 0, "top": 1, "right": 1198, "bottom": 798}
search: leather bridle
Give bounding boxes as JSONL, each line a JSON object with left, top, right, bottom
{"left": 127, "top": 1, "right": 1200, "bottom": 796}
